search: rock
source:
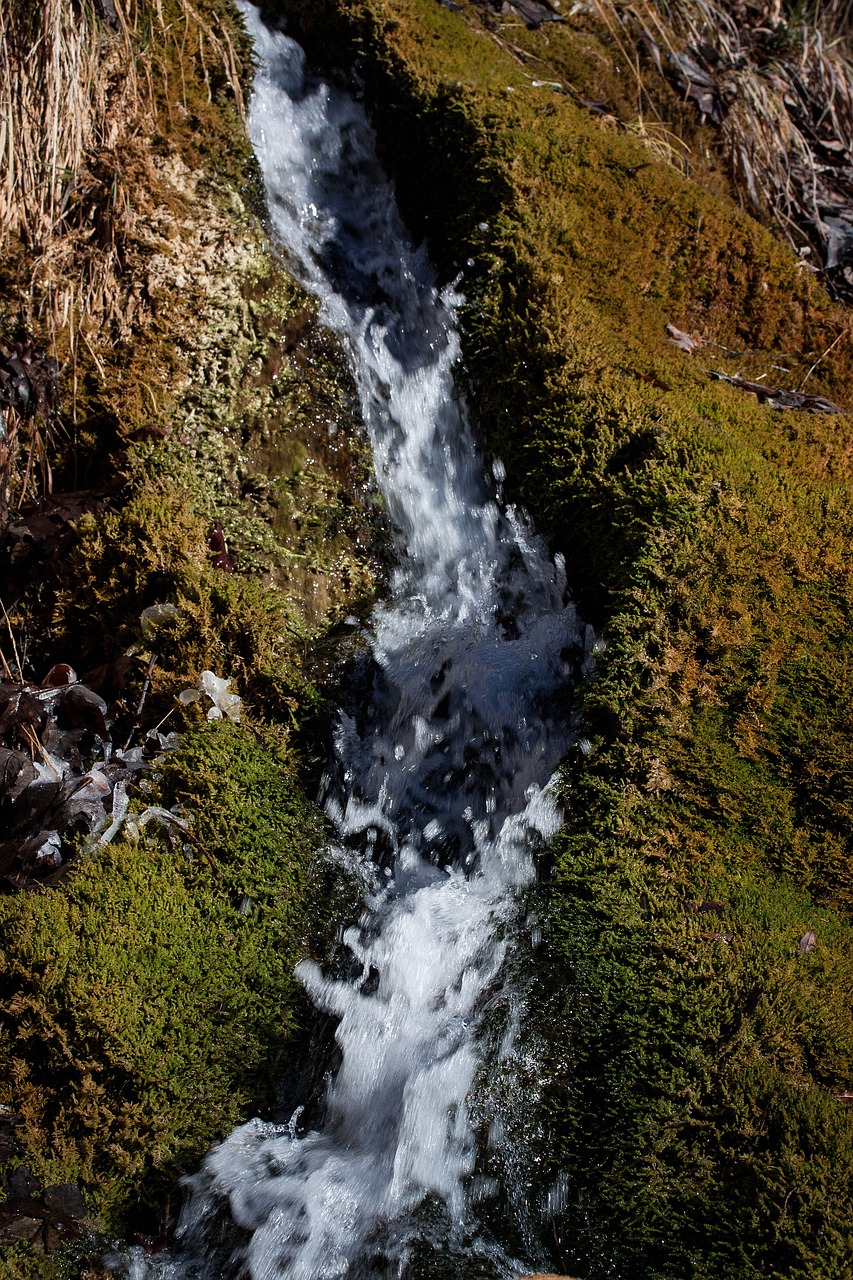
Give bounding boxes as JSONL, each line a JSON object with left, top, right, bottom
{"left": 44, "top": 1183, "right": 87, "bottom": 1222}
{"left": 5, "top": 1165, "right": 42, "bottom": 1198}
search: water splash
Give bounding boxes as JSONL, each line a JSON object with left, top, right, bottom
{"left": 126, "top": 6, "right": 586, "bottom": 1276}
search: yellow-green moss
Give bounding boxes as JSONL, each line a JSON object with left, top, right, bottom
{"left": 267, "top": 2, "right": 853, "bottom": 1275}
{"left": 1, "top": 2, "right": 375, "bottom": 1267}
{"left": 0, "top": 723, "right": 332, "bottom": 1235}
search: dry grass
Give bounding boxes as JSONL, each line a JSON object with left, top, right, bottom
{"left": 0, "top": 0, "right": 245, "bottom": 249}
{"left": 0, "top": 0, "right": 249, "bottom": 517}
{"left": 0, "top": 0, "right": 136, "bottom": 248}
{"left": 803, "top": 0, "right": 853, "bottom": 47}
{"left": 580, "top": 0, "right": 853, "bottom": 289}
{"left": 0, "top": 0, "right": 247, "bottom": 330}
{"left": 0, "top": 410, "right": 54, "bottom": 524}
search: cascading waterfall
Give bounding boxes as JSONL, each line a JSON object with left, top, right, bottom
{"left": 128, "top": 5, "right": 587, "bottom": 1276}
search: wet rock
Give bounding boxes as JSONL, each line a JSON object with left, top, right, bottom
{"left": 6, "top": 1166, "right": 42, "bottom": 1198}
{"left": 44, "top": 1183, "right": 87, "bottom": 1222}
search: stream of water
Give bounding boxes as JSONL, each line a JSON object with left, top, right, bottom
{"left": 129, "top": 6, "right": 586, "bottom": 1275}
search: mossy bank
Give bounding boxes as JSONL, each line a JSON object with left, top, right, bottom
{"left": 0, "top": 0, "right": 380, "bottom": 1271}
{"left": 261, "top": 2, "right": 853, "bottom": 1277}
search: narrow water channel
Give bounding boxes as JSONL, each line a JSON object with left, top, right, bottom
{"left": 130, "top": 5, "right": 586, "bottom": 1275}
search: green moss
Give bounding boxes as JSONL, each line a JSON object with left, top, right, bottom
{"left": 267, "top": 1, "right": 853, "bottom": 1274}
{"left": 0, "top": 1247, "right": 67, "bottom": 1280}
{"left": 1, "top": 1, "right": 376, "bottom": 1265}
{"left": 0, "top": 722, "right": 333, "bottom": 1236}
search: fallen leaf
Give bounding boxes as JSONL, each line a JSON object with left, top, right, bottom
{"left": 0, "top": 748, "right": 36, "bottom": 792}
{"left": 667, "top": 50, "right": 727, "bottom": 125}
{"left": 666, "top": 323, "right": 705, "bottom": 353}
{"left": 501, "top": 0, "right": 563, "bottom": 28}
{"left": 799, "top": 929, "right": 817, "bottom": 954}
{"left": 41, "top": 664, "right": 78, "bottom": 688}
{"left": 208, "top": 520, "right": 235, "bottom": 573}
{"left": 55, "top": 684, "right": 109, "bottom": 738}
{"left": 823, "top": 215, "right": 853, "bottom": 271}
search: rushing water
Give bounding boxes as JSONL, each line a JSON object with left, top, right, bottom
{"left": 128, "top": 5, "right": 587, "bottom": 1276}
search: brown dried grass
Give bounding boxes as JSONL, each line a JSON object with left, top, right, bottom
{"left": 0, "top": 1, "right": 149, "bottom": 258}
{"left": 1, "top": 0, "right": 246, "bottom": 340}
{"left": 583, "top": 0, "right": 853, "bottom": 268}
{"left": 0, "top": 410, "right": 53, "bottom": 525}
{"left": 0, "top": 0, "right": 248, "bottom": 516}
{"left": 0, "top": 0, "right": 245, "bottom": 250}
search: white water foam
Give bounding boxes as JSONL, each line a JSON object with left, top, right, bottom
{"left": 125, "top": 6, "right": 586, "bottom": 1276}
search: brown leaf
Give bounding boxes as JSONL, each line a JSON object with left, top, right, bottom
{"left": 54, "top": 684, "right": 109, "bottom": 738}
{"left": 127, "top": 424, "right": 169, "bottom": 443}
{"left": 501, "top": 0, "right": 563, "bottom": 28}
{"left": 708, "top": 371, "right": 845, "bottom": 414}
{"left": 208, "top": 520, "right": 235, "bottom": 573}
{"left": 0, "top": 337, "right": 61, "bottom": 420}
{"left": 666, "top": 50, "right": 727, "bottom": 125}
{"left": 0, "top": 747, "right": 36, "bottom": 792}
{"left": 0, "top": 690, "right": 47, "bottom": 745}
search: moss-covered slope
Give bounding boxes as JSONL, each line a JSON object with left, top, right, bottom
{"left": 3, "top": 0, "right": 853, "bottom": 1274}
{"left": 2, "top": 727, "right": 325, "bottom": 1230}
{"left": 264, "top": 2, "right": 853, "bottom": 1276}
{"left": 0, "top": 1, "right": 377, "bottom": 1269}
